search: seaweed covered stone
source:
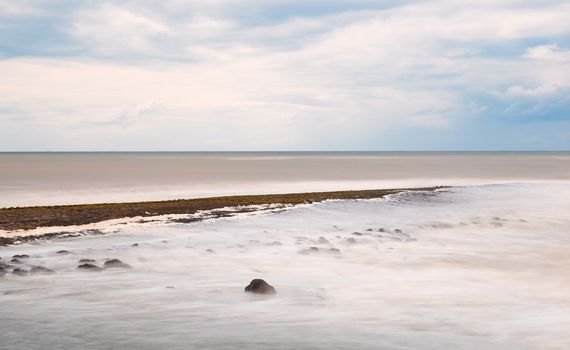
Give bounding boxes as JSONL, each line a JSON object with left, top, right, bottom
{"left": 244, "top": 279, "right": 276, "bottom": 295}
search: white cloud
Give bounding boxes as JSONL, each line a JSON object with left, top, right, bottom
{"left": 71, "top": 4, "right": 170, "bottom": 55}
{"left": 506, "top": 84, "right": 560, "bottom": 97}
{"left": 0, "top": 0, "right": 38, "bottom": 17}
{"left": 2, "top": 0, "right": 570, "bottom": 150}
{"left": 524, "top": 44, "right": 570, "bottom": 63}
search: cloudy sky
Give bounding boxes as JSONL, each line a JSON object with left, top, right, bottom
{"left": 1, "top": 0, "right": 569, "bottom": 151}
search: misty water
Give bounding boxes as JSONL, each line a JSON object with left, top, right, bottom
{"left": 1, "top": 183, "right": 570, "bottom": 349}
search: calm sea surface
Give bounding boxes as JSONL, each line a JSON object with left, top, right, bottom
{"left": 1, "top": 152, "right": 569, "bottom": 207}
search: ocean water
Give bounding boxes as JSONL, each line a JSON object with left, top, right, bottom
{"left": 0, "top": 152, "right": 569, "bottom": 207}
{"left": 1, "top": 152, "right": 570, "bottom": 349}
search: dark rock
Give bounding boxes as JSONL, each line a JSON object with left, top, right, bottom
{"left": 244, "top": 279, "right": 276, "bottom": 295}
{"left": 12, "top": 268, "right": 28, "bottom": 276}
{"left": 131, "top": 243, "right": 139, "bottom": 247}
{"left": 30, "top": 266, "right": 55, "bottom": 274}
{"left": 78, "top": 258, "right": 96, "bottom": 263}
{"left": 205, "top": 249, "right": 215, "bottom": 253}
{"left": 0, "top": 267, "right": 5, "bottom": 277}
{"left": 351, "top": 232, "right": 363, "bottom": 236}
{"left": 12, "top": 254, "right": 29, "bottom": 259}
{"left": 103, "top": 259, "right": 131, "bottom": 269}
{"left": 0, "top": 237, "right": 15, "bottom": 246}
{"left": 394, "top": 229, "right": 403, "bottom": 234}
{"left": 11, "top": 258, "right": 23, "bottom": 264}
{"left": 56, "top": 250, "right": 70, "bottom": 255}
{"left": 77, "top": 263, "right": 103, "bottom": 271}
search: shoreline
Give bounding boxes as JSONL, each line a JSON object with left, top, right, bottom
{"left": 0, "top": 187, "right": 445, "bottom": 241}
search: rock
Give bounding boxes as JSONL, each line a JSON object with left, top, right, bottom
{"left": 12, "top": 254, "right": 29, "bottom": 259}
{"left": 328, "top": 247, "right": 341, "bottom": 254}
{"left": 351, "top": 232, "right": 363, "bottom": 236}
{"left": 394, "top": 229, "right": 403, "bottom": 234}
{"left": 0, "top": 261, "right": 13, "bottom": 269}
{"left": 131, "top": 243, "right": 139, "bottom": 247}
{"left": 0, "top": 267, "right": 5, "bottom": 277}
{"left": 0, "top": 237, "right": 15, "bottom": 246}
{"left": 317, "top": 237, "right": 330, "bottom": 244}
{"left": 78, "top": 258, "right": 96, "bottom": 263}
{"left": 103, "top": 259, "right": 131, "bottom": 269}
{"left": 244, "top": 279, "right": 276, "bottom": 295}
{"left": 56, "top": 250, "right": 70, "bottom": 255}
{"left": 77, "top": 263, "right": 103, "bottom": 271}
{"left": 205, "top": 249, "right": 215, "bottom": 253}
{"left": 12, "top": 268, "right": 28, "bottom": 276}
{"left": 345, "top": 237, "right": 357, "bottom": 244}
{"left": 11, "top": 258, "right": 23, "bottom": 264}
{"left": 30, "top": 266, "right": 55, "bottom": 274}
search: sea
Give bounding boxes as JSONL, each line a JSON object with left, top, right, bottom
{"left": 0, "top": 152, "right": 569, "bottom": 349}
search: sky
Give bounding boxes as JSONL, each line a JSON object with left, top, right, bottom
{"left": 0, "top": 0, "right": 569, "bottom": 151}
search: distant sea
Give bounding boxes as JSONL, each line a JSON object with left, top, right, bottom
{"left": 1, "top": 151, "right": 569, "bottom": 207}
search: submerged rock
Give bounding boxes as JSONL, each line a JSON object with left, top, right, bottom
{"left": 298, "top": 246, "right": 320, "bottom": 255}
{"left": 244, "top": 279, "right": 276, "bottom": 295}
{"left": 77, "top": 263, "right": 103, "bottom": 271}
{"left": 0, "top": 262, "right": 14, "bottom": 269}
{"left": 78, "top": 258, "right": 96, "bottom": 263}
{"left": 103, "top": 259, "right": 131, "bottom": 269}
{"left": 344, "top": 237, "right": 357, "bottom": 244}
{"left": 56, "top": 250, "right": 70, "bottom": 255}
{"left": 328, "top": 247, "right": 341, "bottom": 254}
{"left": 30, "top": 266, "right": 55, "bottom": 274}
{"left": 12, "top": 268, "right": 28, "bottom": 276}
{"left": 12, "top": 254, "right": 29, "bottom": 259}
{"left": 317, "top": 237, "right": 330, "bottom": 244}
